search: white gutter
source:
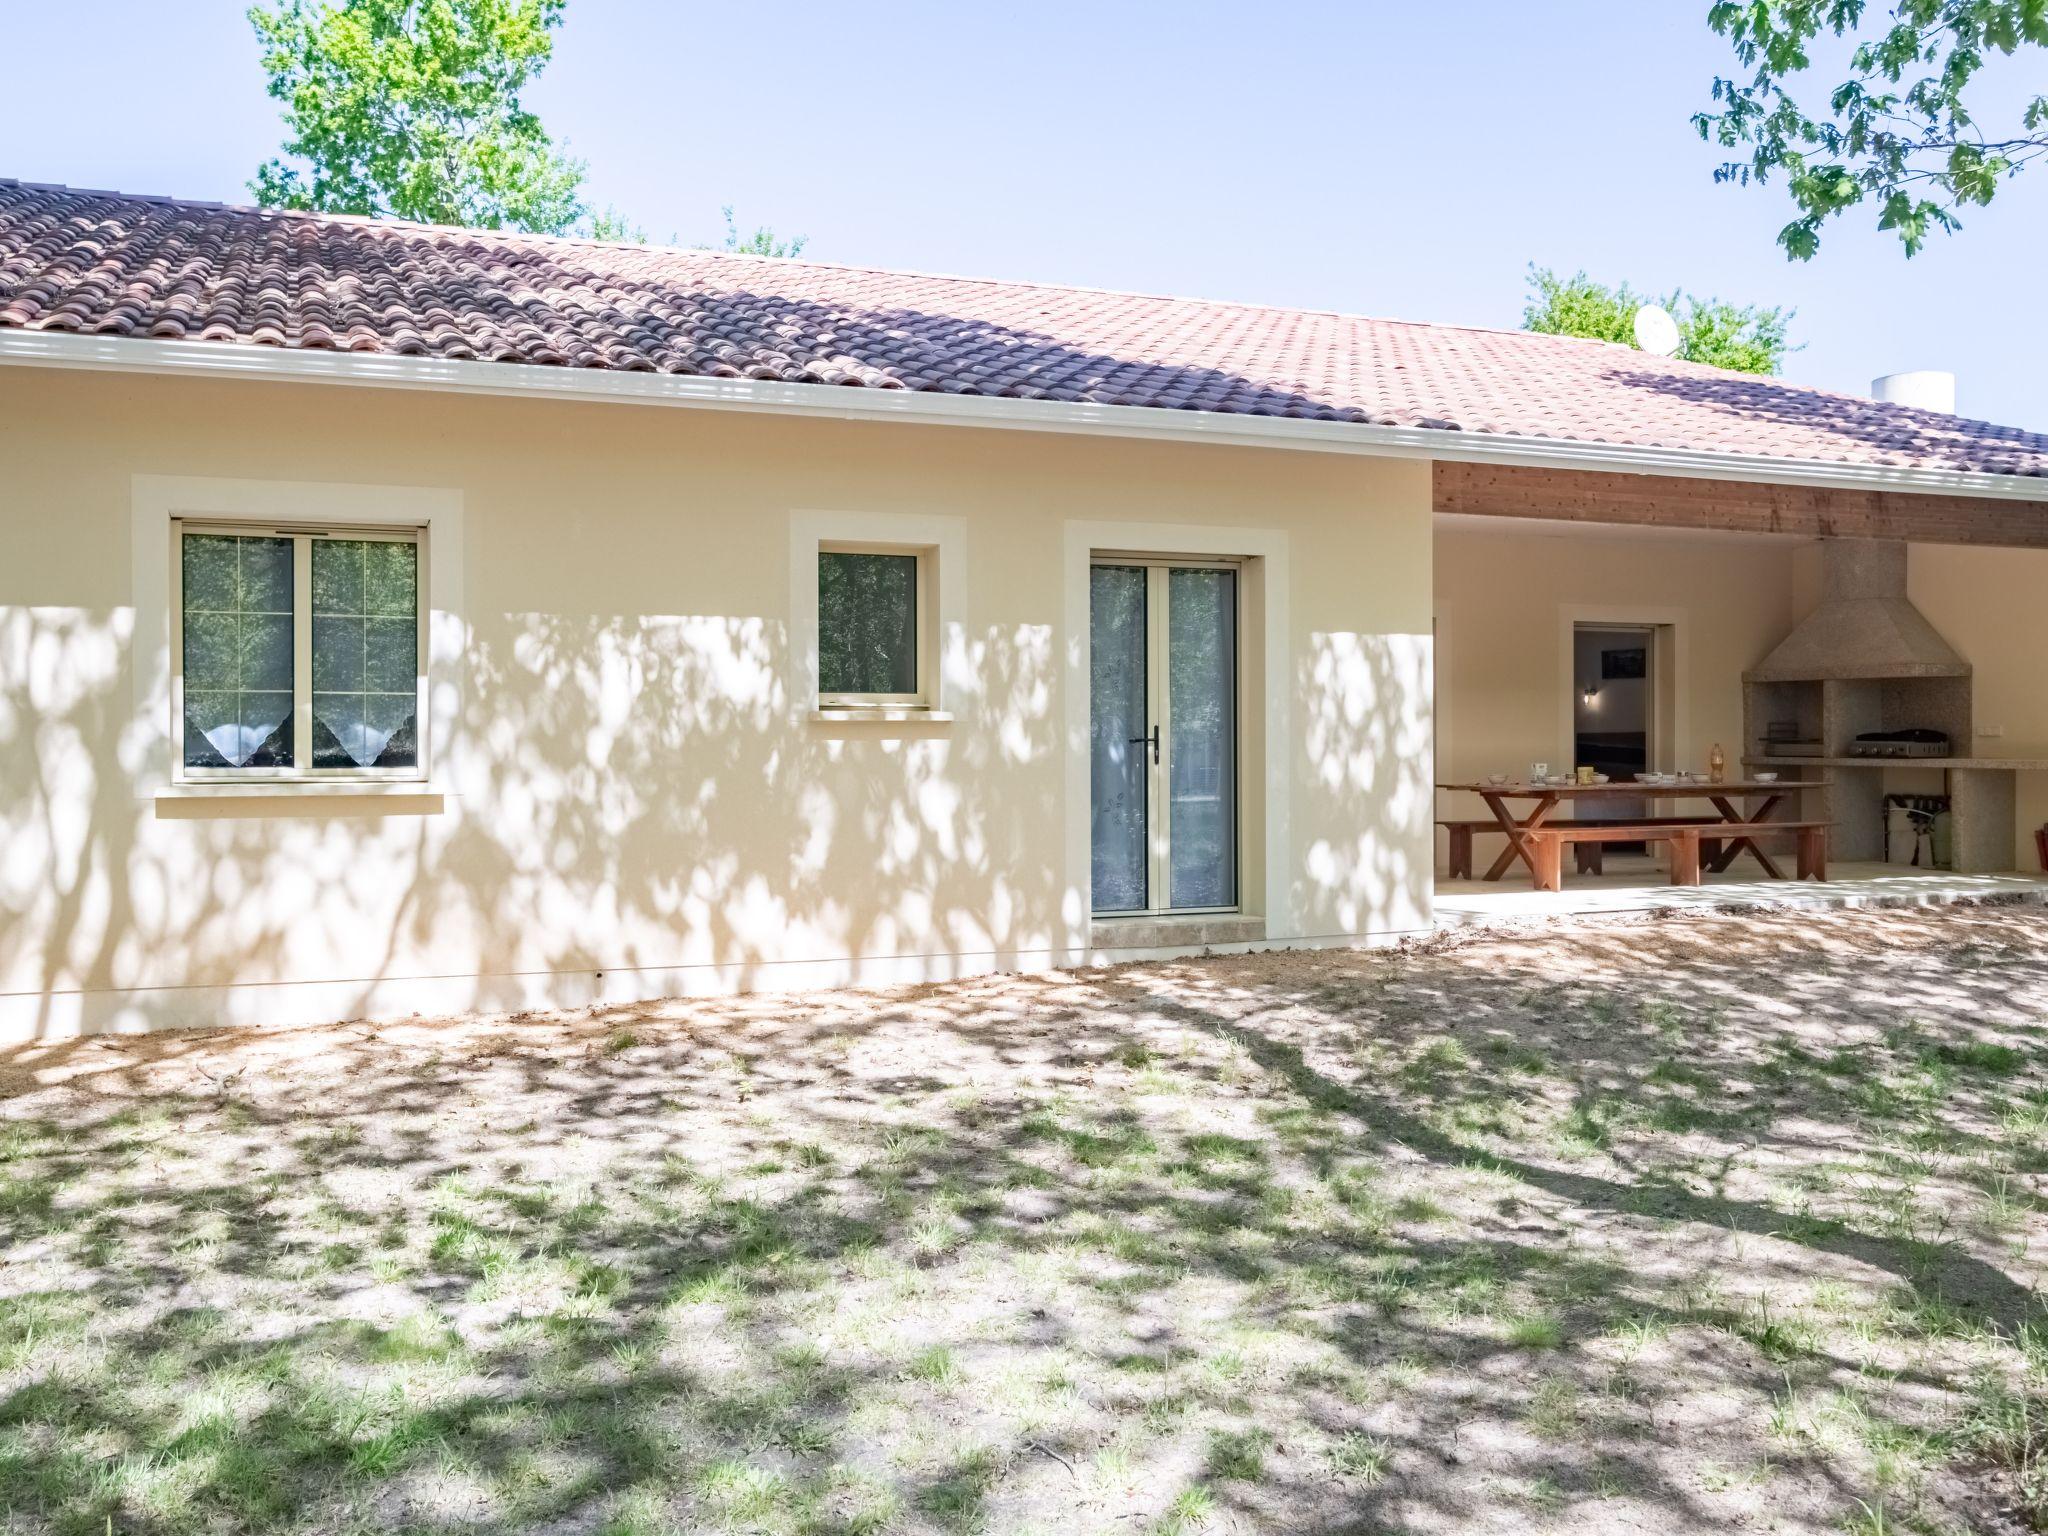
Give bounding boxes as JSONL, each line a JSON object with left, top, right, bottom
{"left": 3, "top": 329, "right": 2044, "bottom": 503}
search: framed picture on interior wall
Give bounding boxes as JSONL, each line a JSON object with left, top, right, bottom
{"left": 1601, "top": 647, "right": 1647, "bottom": 680}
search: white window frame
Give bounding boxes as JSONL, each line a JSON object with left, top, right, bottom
{"left": 171, "top": 518, "right": 430, "bottom": 784}
{"left": 814, "top": 540, "right": 936, "bottom": 711}
{"left": 1089, "top": 552, "right": 1244, "bottom": 918}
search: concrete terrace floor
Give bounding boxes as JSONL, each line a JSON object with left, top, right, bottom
{"left": 6, "top": 905, "right": 2048, "bottom": 1534}
{"left": 1437, "top": 856, "right": 2048, "bottom": 928}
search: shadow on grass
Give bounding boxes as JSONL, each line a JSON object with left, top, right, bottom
{"left": 3, "top": 906, "right": 2047, "bottom": 1532}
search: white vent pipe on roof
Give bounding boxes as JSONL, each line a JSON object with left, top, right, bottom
{"left": 1872, "top": 370, "right": 1957, "bottom": 414}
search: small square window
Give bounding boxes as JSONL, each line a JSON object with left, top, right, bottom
{"left": 818, "top": 548, "right": 923, "bottom": 703}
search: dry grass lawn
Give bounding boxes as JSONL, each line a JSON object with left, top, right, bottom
{"left": 6, "top": 904, "right": 2048, "bottom": 1534}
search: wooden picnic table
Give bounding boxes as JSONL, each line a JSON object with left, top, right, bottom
{"left": 1436, "top": 778, "right": 1825, "bottom": 884}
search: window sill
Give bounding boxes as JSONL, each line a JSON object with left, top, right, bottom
{"left": 153, "top": 781, "right": 450, "bottom": 801}
{"left": 809, "top": 707, "right": 953, "bottom": 723}
{"left": 1089, "top": 914, "right": 1265, "bottom": 950}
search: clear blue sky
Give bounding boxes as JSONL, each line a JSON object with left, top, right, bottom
{"left": 5, "top": 1, "right": 2043, "bottom": 427}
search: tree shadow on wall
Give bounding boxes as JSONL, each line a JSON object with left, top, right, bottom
{"left": 2, "top": 280, "right": 1450, "bottom": 1041}
{"left": 0, "top": 595, "right": 1072, "bottom": 1044}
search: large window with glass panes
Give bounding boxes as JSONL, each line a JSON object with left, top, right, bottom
{"left": 174, "top": 523, "right": 425, "bottom": 779}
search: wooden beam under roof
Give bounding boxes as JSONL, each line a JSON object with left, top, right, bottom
{"left": 1432, "top": 462, "right": 2048, "bottom": 549}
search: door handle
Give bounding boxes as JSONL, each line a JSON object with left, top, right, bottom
{"left": 1129, "top": 725, "right": 1160, "bottom": 765}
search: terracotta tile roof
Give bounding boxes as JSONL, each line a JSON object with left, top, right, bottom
{"left": 3, "top": 178, "right": 2045, "bottom": 480}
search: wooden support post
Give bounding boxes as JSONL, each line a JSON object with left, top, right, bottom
{"left": 1670, "top": 829, "right": 1702, "bottom": 886}
{"left": 1797, "top": 826, "right": 1828, "bottom": 882}
{"left": 1447, "top": 824, "right": 1472, "bottom": 880}
{"left": 1530, "top": 833, "right": 1563, "bottom": 893}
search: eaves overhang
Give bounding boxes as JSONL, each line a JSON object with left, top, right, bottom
{"left": 4, "top": 328, "right": 2046, "bottom": 504}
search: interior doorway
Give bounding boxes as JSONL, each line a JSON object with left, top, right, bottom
{"left": 1573, "top": 624, "right": 1657, "bottom": 833}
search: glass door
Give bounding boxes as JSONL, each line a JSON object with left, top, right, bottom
{"left": 1089, "top": 558, "right": 1239, "bottom": 915}
{"left": 1167, "top": 567, "right": 1237, "bottom": 908}
{"left": 1090, "top": 564, "right": 1151, "bottom": 913}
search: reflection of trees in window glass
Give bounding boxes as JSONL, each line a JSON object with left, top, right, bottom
{"left": 1089, "top": 565, "right": 1148, "bottom": 911}
{"left": 1168, "top": 569, "right": 1235, "bottom": 908}
{"left": 312, "top": 539, "right": 419, "bottom": 768}
{"left": 819, "top": 552, "right": 918, "bottom": 695}
{"left": 182, "top": 533, "right": 295, "bottom": 768}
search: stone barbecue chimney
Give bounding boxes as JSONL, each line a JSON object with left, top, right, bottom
{"left": 1748, "top": 540, "right": 1968, "bottom": 683}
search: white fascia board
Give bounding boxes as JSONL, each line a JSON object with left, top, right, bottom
{"left": 4, "top": 328, "right": 2045, "bottom": 504}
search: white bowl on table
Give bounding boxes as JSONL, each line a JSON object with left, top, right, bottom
{"left": 1755, "top": 771, "right": 1779, "bottom": 783}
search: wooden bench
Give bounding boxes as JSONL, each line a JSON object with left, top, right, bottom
{"left": 1439, "top": 816, "right": 1723, "bottom": 880}
{"left": 1522, "top": 820, "right": 1829, "bottom": 892}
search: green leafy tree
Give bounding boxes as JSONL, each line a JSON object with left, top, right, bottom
{"left": 1696, "top": 1, "right": 2048, "bottom": 258}
{"left": 248, "top": 0, "right": 590, "bottom": 234}
{"left": 718, "top": 204, "right": 808, "bottom": 259}
{"left": 1521, "top": 267, "right": 1797, "bottom": 375}
{"left": 584, "top": 206, "right": 646, "bottom": 243}
{"left": 249, "top": 1, "right": 812, "bottom": 253}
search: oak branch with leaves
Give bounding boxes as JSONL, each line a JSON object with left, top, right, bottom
{"left": 248, "top": 0, "right": 812, "bottom": 255}
{"left": 1696, "top": 0, "right": 2048, "bottom": 258}
{"left": 249, "top": 0, "right": 588, "bottom": 233}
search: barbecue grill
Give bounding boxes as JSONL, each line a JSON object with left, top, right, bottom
{"left": 1847, "top": 729, "right": 1950, "bottom": 759}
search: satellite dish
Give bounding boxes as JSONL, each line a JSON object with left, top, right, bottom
{"left": 1633, "top": 304, "right": 1681, "bottom": 357}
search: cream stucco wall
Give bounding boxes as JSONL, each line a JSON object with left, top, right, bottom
{"left": 1432, "top": 520, "right": 1808, "bottom": 854}
{"left": 1907, "top": 543, "right": 2048, "bottom": 869}
{"left": 0, "top": 368, "right": 1434, "bottom": 1037}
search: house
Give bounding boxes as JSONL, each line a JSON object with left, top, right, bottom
{"left": 3, "top": 178, "right": 2047, "bottom": 1039}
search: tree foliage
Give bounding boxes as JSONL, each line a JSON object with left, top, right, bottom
{"left": 584, "top": 206, "right": 646, "bottom": 243}
{"left": 718, "top": 205, "right": 808, "bottom": 259}
{"left": 248, "top": 0, "right": 588, "bottom": 233}
{"left": 1696, "top": 1, "right": 2048, "bottom": 258}
{"left": 1521, "top": 266, "right": 1797, "bottom": 375}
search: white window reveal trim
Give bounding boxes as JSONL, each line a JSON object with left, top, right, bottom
{"left": 155, "top": 780, "right": 452, "bottom": 800}
{"left": 809, "top": 707, "right": 956, "bottom": 723}
{"left": 130, "top": 476, "right": 466, "bottom": 805}
{"left": 789, "top": 509, "right": 967, "bottom": 730}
